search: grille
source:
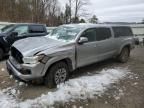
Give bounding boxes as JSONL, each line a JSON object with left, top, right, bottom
{"left": 11, "top": 47, "right": 23, "bottom": 64}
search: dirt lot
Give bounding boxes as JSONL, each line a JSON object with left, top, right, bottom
{"left": 0, "top": 47, "right": 144, "bottom": 108}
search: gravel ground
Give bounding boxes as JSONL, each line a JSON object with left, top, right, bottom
{"left": 0, "top": 47, "right": 144, "bottom": 108}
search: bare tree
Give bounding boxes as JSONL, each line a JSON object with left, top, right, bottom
{"left": 0, "top": 0, "right": 89, "bottom": 26}
{"left": 68, "top": 0, "right": 73, "bottom": 23}
{"left": 73, "top": 0, "right": 88, "bottom": 23}
{"left": 64, "top": 3, "right": 71, "bottom": 24}
{"left": 43, "top": 0, "right": 60, "bottom": 26}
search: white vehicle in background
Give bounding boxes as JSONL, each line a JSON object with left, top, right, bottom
{"left": 46, "top": 27, "right": 57, "bottom": 34}
{"left": 131, "top": 24, "right": 144, "bottom": 45}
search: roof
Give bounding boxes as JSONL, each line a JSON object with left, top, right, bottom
{"left": 0, "top": 22, "right": 46, "bottom": 26}
{"left": 14, "top": 23, "right": 46, "bottom": 26}
{"left": 61, "top": 23, "right": 131, "bottom": 29}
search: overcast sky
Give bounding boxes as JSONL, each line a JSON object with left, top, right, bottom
{"left": 60, "top": 0, "right": 144, "bottom": 22}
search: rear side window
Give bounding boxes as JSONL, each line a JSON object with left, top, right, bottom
{"left": 29, "top": 25, "right": 45, "bottom": 33}
{"left": 96, "top": 28, "right": 112, "bottom": 41}
{"left": 112, "top": 27, "right": 133, "bottom": 38}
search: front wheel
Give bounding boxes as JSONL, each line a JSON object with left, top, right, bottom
{"left": 117, "top": 47, "right": 130, "bottom": 63}
{"left": 44, "top": 62, "right": 69, "bottom": 88}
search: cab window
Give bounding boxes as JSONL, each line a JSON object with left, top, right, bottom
{"left": 81, "top": 28, "right": 96, "bottom": 42}
{"left": 29, "top": 25, "right": 45, "bottom": 33}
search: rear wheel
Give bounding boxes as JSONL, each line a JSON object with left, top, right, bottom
{"left": 44, "top": 62, "right": 69, "bottom": 88}
{"left": 0, "top": 48, "right": 4, "bottom": 60}
{"left": 117, "top": 47, "right": 130, "bottom": 63}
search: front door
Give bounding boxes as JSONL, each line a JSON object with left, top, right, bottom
{"left": 76, "top": 28, "right": 97, "bottom": 67}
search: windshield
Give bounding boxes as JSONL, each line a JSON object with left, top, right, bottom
{"left": 47, "top": 26, "right": 82, "bottom": 42}
{"left": 1, "top": 24, "right": 14, "bottom": 33}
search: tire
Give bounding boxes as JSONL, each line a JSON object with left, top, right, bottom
{"left": 0, "top": 48, "right": 4, "bottom": 60}
{"left": 117, "top": 47, "right": 130, "bottom": 63}
{"left": 44, "top": 61, "right": 69, "bottom": 88}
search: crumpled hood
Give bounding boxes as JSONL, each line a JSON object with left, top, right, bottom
{"left": 13, "top": 37, "right": 65, "bottom": 56}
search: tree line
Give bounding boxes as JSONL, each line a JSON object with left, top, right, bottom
{"left": 0, "top": 0, "right": 98, "bottom": 26}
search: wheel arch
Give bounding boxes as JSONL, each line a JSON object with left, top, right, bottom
{"left": 119, "top": 44, "right": 131, "bottom": 55}
{"left": 43, "top": 58, "right": 73, "bottom": 77}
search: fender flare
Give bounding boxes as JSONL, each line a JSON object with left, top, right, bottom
{"left": 118, "top": 43, "right": 131, "bottom": 55}
{"left": 42, "top": 57, "right": 74, "bottom": 77}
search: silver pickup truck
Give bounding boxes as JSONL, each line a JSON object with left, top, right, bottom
{"left": 6, "top": 24, "right": 135, "bottom": 88}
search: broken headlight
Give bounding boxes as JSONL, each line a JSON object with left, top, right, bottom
{"left": 23, "top": 54, "right": 50, "bottom": 64}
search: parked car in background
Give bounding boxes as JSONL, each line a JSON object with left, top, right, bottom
{"left": 46, "top": 27, "right": 57, "bottom": 34}
{"left": 6, "top": 24, "right": 135, "bottom": 88}
{"left": 0, "top": 23, "right": 48, "bottom": 60}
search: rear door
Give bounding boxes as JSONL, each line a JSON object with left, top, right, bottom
{"left": 112, "top": 26, "right": 134, "bottom": 53}
{"left": 94, "top": 27, "right": 116, "bottom": 61}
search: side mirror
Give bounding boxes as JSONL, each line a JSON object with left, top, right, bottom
{"left": 78, "top": 37, "right": 88, "bottom": 44}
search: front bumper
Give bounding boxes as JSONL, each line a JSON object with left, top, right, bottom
{"left": 6, "top": 57, "right": 45, "bottom": 81}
